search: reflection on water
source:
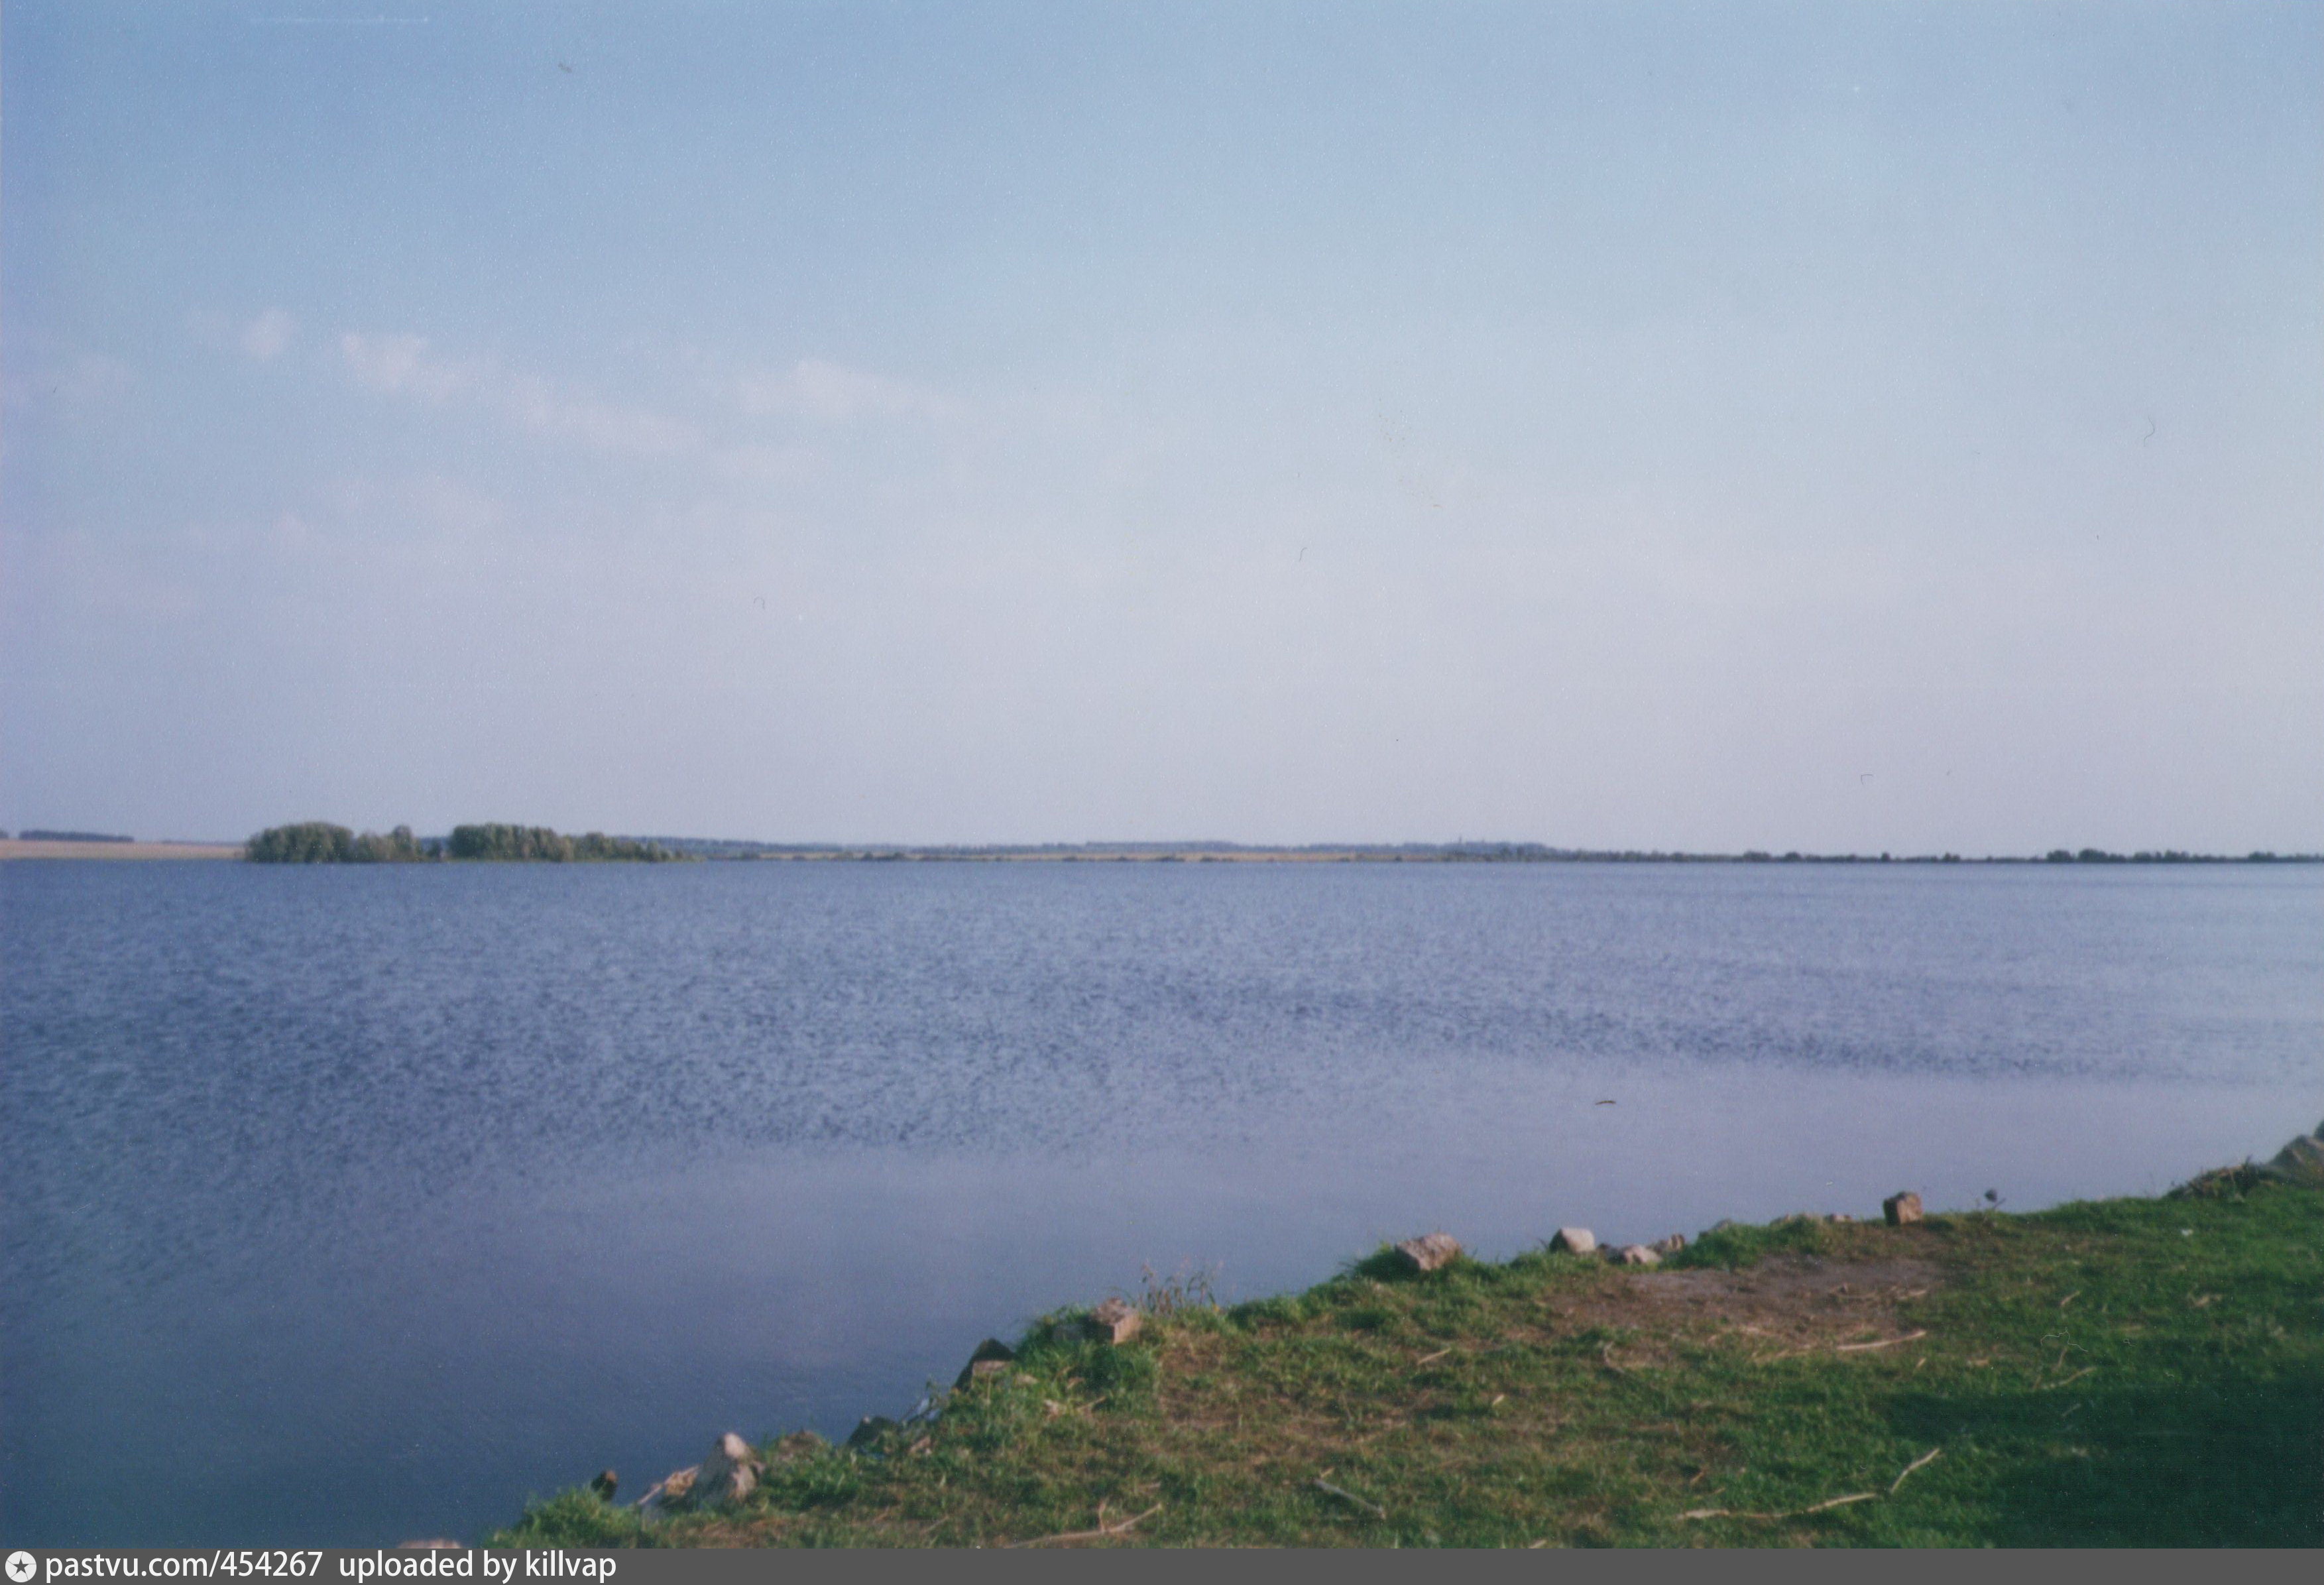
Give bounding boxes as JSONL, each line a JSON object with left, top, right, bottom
{"left": 3, "top": 860, "right": 2317, "bottom": 1544}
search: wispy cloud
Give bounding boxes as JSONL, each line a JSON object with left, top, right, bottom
{"left": 190, "top": 308, "right": 299, "bottom": 361}
{"left": 241, "top": 309, "right": 298, "bottom": 361}
{"left": 736, "top": 358, "right": 956, "bottom": 424}
{"left": 335, "top": 333, "right": 974, "bottom": 485}
{"left": 338, "top": 333, "right": 488, "bottom": 402}
{"left": 339, "top": 332, "right": 703, "bottom": 459}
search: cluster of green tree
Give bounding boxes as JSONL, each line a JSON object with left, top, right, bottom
{"left": 445, "top": 823, "right": 679, "bottom": 862}
{"left": 245, "top": 822, "right": 681, "bottom": 863}
{"left": 447, "top": 823, "right": 569, "bottom": 861}
{"left": 245, "top": 823, "right": 430, "bottom": 862}
{"left": 18, "top": 828, "right": 133, "bottom": 843}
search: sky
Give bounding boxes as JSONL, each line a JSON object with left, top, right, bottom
{"left": 3, "top": 1, "right": 2318, "bottom": 851}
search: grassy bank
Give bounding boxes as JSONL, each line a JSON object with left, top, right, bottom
{"left": 494, "top": 1176, "right": 2321, "bottom": 1548}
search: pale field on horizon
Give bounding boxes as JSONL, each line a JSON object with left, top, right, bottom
{"left": 0, "top": 839, "right": 240, "bottom": 861}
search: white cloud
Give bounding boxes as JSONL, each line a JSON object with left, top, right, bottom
{"left": 737, "top": 358, "right": 955, "bottom": 424}
{"left": 240, "top": 309, "right": 297, "bottom": 361}
{"left": 333, "top": 335, "right": 968, "bottom": 480}
{"left": 498, "top": 370, "right": 701, "bottom": 456}
{"left": 339, "top": 332, "right": 704, "bottom": 459}
{"left": 188, "top": 308, "right": 299, "bottom": 361}
{"left": 339, "top": 332, "right": 484, "bottom": 402}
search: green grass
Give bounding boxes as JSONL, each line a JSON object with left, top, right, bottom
{"left": 489, "top": 1180, "right": 2322, "bottom": 1547}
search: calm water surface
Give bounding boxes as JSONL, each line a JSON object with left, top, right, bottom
{"left": 3, "top": 860, "right": 2318, "bottom": 1545}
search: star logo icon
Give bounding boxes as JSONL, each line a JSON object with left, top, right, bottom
{"left": 7, "top": 1551, "right": 37, "bottom": 1583}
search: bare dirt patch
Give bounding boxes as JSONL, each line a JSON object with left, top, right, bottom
{"left": 1548, "top": 1256, "right": 1946, "bottom": 1362}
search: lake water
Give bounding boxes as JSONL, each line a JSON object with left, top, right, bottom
{"left": 2, "top": 858, "right": 2317, "bottom": 1545}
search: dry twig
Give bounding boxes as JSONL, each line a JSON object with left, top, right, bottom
{"left": 1685, "top": 1445, "right": 1944, "bottom": 1525}
{"left": 1008, "top": 1502, "right": 1163, "bottom": 1548}
{"left": 1314, "top": 1477, "right": 1388, "bottom": 1520}
{"left": 1889, "top": 1446, "right": 1942, "bottom": 1492}
{"left": 1679, "top": 1493, "right": 1878, "bottom": 1522}
{"left": 1835, "top": 1328, "right": 1929, "bottom": 1353}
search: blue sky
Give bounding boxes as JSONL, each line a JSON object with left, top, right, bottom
{"left": 4, "top": 1, "right": 2318, "bottom": 849}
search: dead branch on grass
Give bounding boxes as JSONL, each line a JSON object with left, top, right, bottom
{"left": 1682, "top": 1446, "right": 1944, "bottom": 1523}
{"left": 1314, "top": 1477, "right": 1388, "bottom": 1520}
{"left": 1007, "top": 1502, "right": 1163, "bottom": 1548}
{"left": 1889, "top": 1446, "right": 1943, "bottom": 1492}
{"left": 1835, "top": 1328, "right": 1929, "bottom": 1352}
{"left": 1679, "top": 1492, "right": 1879, "bottom": 1522}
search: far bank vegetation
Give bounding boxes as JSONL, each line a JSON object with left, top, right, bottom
{"left": 245, "top": 822, "right": 682, "bottom": 864}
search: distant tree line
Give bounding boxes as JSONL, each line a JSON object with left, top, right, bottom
{"left": 445, "top": 823, "right": 679, "bottom": 862}
{"left": 2044, "top": 848, "right": 2289, "bottom": 864}
{"left": 245, "top": 822, "right": 682, "bottom": 864}
{"left": 17, "top": 829, "right": 134, "bottom": 843}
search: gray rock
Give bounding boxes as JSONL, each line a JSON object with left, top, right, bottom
{"left": 1650, "top": 1233, "right": 1687, "bottom": 1255}
{"left": 1611, "top": 1244, "right": 1661, "bottom": 1267}
{"left": 636, "top": 1464, "right": 699, "bottom": 1517}
{"left": 696, "top": 1432, "right": 759, "bottom": 1505}
{"left": 956, "top": 1337, "right": 1017, "bottom": 1389}
{"left": 1395, "top": 1232, "right": 1462, "bottom": 1273}
{"left": 1883, "top": 1191, "right": 1923, "bottom": 1226}
{"left": 845, "top": 1415, "right": 900, "bottom": 1452}
{"left": 2263, "top": 1132, "right": 2324, "bottom": 1185}
{"left": 1549, "top": 1226, "right": 1597, "bottom": 1256}
{"left": 1086, "top": 1297, "right": 1142, "bottom": 1344}
{"left": 769, "top": 1431, "right": 827, "bottom": 1463}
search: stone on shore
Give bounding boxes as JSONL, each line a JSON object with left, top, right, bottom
{"left": 1086, "top": 1297, "right": 1143, "bottom": 1344}
{"left": 1611, "top": 1244, "right": 1661, "bottom": 1267}
{"left": 1394, "top": 1232, "right": 1462, "bottom": 1273}
{"left": 2263, "top": 1129, "right": 2324, "bottom": 1185}
{"left": 697, "top": 1433, "right": 760, "bottom": 1505}
{"left": 846, "top": 1416, "right": 900, "bottom": 1451}
{"left": 956, "top": 1337, "right": 1017, "bottom": 1389}
{"left": 1884, "top": 1191, "right": 1924, "bottom": 1226}
{"left": 1650, "top": 1233, "right": 1687, "bottom": 1255}
{"left": 636, "top": 1465, "right": 698, "bottom": 1517}
{"left": 770, "top": 1431, "right": 827, "bottom": 1462}
{"left": 1549, "top": 1227, "right": 1597, "bottom": 1256}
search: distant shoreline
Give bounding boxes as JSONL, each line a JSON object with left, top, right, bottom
{"left": 5, "top": 836, "right": 2315, "bottom": 865}
{"left": 0, "top": 838, "right": 241, "bottom": 861}
{"left": 667, "top": 843, "right": 2324, "bottom": 865}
